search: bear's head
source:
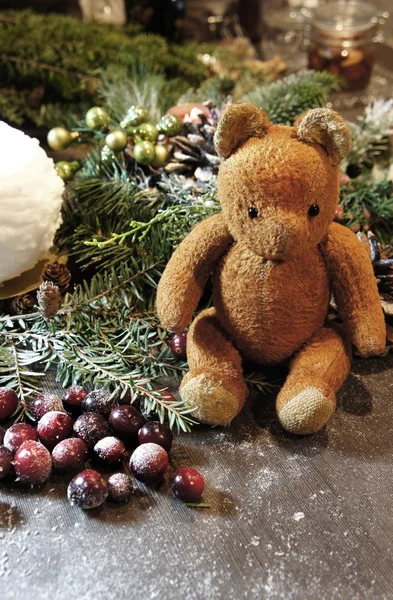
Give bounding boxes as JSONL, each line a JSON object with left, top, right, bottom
{"left": 214, "top": 103, "right": 351, "bottom": 261}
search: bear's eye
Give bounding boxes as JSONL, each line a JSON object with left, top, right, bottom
{"left": 308, "top": 204, "right": 320, "bottom": 217}
{"left": 248, "top": 206, "right": 258, "bottom": 219}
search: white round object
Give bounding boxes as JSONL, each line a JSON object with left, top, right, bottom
{"left": 0, "top": 122, "right": 64, "bottom": 283}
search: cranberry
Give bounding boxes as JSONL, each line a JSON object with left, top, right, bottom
{"left": 0, "top": 446, "right": 14, "bottom": 480}
{"left": 138, "top": 422, "right": 173, "bottom": 452}
{"left": 63, "top": 386, "right": 88, "bottom": 415}
{"left": 14, "top": 441, "right": 52, "bottom": 485}
{"left": 0, "top": 388, "right": 18, "bottom": 420}
{"left": 118, "top": 389, "right": 131, "bottom": 405}
{"left": 130, "top": 442, "right": 168, "bottom": 484}
{"left": 170, "top": 331, "right": 188, "bottom": 361}
{"left": 67, "top": 469, "right": 108, "bottom": 509}
{"left": 37, "top": 411, "right": 73, "bottom": 448}
{"left": 30, "top": 393, "right": 64, "bottom": 421}
{"left": 94, "top": 436, "right": 125, "bottom": 465}
{"left": 172, "top": 468, "right": 205, "bottom": 503}
{"left": 52, "top": 438, "right": 88, "bottom": 472}
{"left": 73, "top": 413, "right": 111, "bottom": 448}
{"left": 82, "top": 389, "right": 116, "bottom": 418}
{"left": 109, "top": 405, "right": 145, "bottom": 443}
{"left": 4, "top": 423, "right": 38, "bottom": 453}
{"left": 107, "top": 473, "right": 133, "bottom": 503}
{"left": 0, "top": 427, "right": 5, "bottom": 445}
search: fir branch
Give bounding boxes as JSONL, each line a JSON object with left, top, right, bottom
{"left": 242, "top": 70, "right": 339, "bottom": 125}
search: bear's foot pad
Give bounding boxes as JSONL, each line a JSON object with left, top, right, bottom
{"left": 278, "top": 386, "right": 335, "bottom": 435}
{"left": 181, "top": 373, "right": 240, "bottom": 426}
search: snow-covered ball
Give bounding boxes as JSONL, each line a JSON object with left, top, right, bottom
{"left": 0, "top": 122, "right": 64, "bottom": 284}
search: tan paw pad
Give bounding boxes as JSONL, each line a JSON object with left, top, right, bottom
{"left": 278, "top": 387, "right": 335, "bottom": 435}
{"left": 181, "top": 374, "right": 240, "bottom": 426}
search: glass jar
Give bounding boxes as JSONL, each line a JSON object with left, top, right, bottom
{"left": 308, "top": 1, "right": 388, "bottom": 90}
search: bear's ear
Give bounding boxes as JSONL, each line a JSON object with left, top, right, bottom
{"left": 293, "top": 108, "right": 351, "bottom": 166}
{"left": 214, "top": 103, "right": 271, "bottom": 160}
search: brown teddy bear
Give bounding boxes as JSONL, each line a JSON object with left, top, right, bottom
{"left": 156, "top": 103, "right": 386, "bottom": 435}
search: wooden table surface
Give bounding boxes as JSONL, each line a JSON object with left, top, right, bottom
{"left": 2, "top": 352, "right": 393, "bottom": 600}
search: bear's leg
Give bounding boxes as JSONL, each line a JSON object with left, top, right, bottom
{"left": 180, "top": 307, "right": 247, "bottom": 426}
{"left": 276, "top": 326, "right": 351, "bottom": 435}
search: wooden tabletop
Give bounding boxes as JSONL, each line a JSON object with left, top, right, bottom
{"left": 2, "top": 352, "right": 393, "bottom": 600}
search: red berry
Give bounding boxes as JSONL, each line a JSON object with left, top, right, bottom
{"left": 108, "top": 473, "right": 133, "bottom": 503}
{"left": 30, "top": 393, "right": 64, "bottom": 421}
{"left": 67, "top": 469, "right": 107, "bottom": 509}
{"left": 82, "top": 389, "right": 116, "bottom": 418}
{"left": 73, "top": 413, "right": 111, "bottom": 448}
{"left": 4, "top": 423, "right": 38, "bottom": 453}
{"left": 138, "top": 421, "right": 173, "bottom": 452}
{"left": 118, "top": 389, "right": 131, "bottom": 405}
{"left": 37, "top": 411, "right": 73, "bottom": 448}
{"left": 109, "top": 405, "right": 145, "bottom": 443}
{"left": 0, "top": 427, "right": 5, "bottom": 445}
{"left": 0, "top": 446, "right": 14, "bottom": 480}
{"left": 52, "top": 438, "right": 88, "bottom": 472}
{"left": 0, "top": 388, "right": 18, "bottom": 420}
{"left": 14, "top": 441, "right": 52, "bottom": 485}
{"left": 172, "top": 468, "right": 205, "bottom": 503}
{"left": 334, "top": 205, "right": 344, "bottom": 222}
{"left": 170, "top": 331, "right": 188, "bottom": 361}
{"left": 130, "top": 442, "right": 168, "bottom": 484}
{"left": 94, "top": 436, "right": 125, "bottom": 465}
{"left": 63, "top": 386, "right": 88, "bottom": 415}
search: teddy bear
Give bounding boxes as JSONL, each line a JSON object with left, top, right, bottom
{"left": 156, "top": 103, "right": 386, "bottom": 435}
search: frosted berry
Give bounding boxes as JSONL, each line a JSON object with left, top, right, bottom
{"left": 109, "top": 405, "right": 145, "bottom": 443}
{"left": 94, "top": 436, "right": 125, "bottom": 465}
{"left": 0, "top": 388, "right": 18, "bottom": 420}
{"left": 63, "top": 386, "right": 88, "bottom": 415}
{"left": 14, "top": 441, "right": 52, "bottom": 485}
{"left": 172, "top": 468, "right": 205, "bottom": 503}
{"left": 73, "top": 413, "right": 111, "bottom": 448}
{"left": 37, "top": 411, "right": 73, "bottom": 448}
{"left": 82, "top": 389, "right": 116, "bottom": 418}
{"left": 30, "top": 393, "right": 64, "bottom": 421}
{"left": 130, "top": 442, "right": 168, "bottom": 484}
{"left": 67, "top": 469, "right": 108, "bottom": 509}
{"left": 170, "top": 331, "right": 188, "bottom": 361}
{"left": 0, "top": 427, "right": 4, "bottom": 445}
{"left": 4, "top": 423, "right": 38, "bottom": 453}
{"left": 52, "top": 438, "right": 88, "bottom": 472}
{"left": 108, "top": 473, "right": 133, "bottom": 503}
{"left": 138, "top": 422, "right": 173, "bottom": 452}
{"left": 0, "top": 446, "right": 14, "bottom": 480}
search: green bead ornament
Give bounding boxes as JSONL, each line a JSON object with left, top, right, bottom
{"left": 151, "top": 145, "right": 170, "bottom": 168}
{"left": 105, "top": 130, "right": 128, "bottom": 152}
{"left": 69, "top": 160, "right": 82, "bottom": 174}
{"left": 85, "top": 107, "right": 110, "bottom": 131}
{"left": 158, "top": 114, "right": 183, "bottom": 137}
{"left": 47, "top": 127, "right": 79, "bottom": 151}
{"left": 138, "top": 123, "right": 159, "bottom": 143}
{"left": 120, "top": 105, "right": 149, "bottom": 128}
{"left": 133, "top": 141, "right": 155, "bottom": 165}
{"left": 55, "top": 161, "right": 74, "bottom": 182}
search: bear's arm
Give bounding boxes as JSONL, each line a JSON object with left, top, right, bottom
{"left": 156, "top": 213, "right": 232, "bottom": 331}
{"left": 320, "top": 222, "right": 386, "bottom": 356}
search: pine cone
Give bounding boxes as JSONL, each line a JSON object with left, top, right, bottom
{"left": 37, "top": 281, "right": 60, "bottom": 319}
{"left": 43, "top": 261, "right": 71, "bottom": 294}
{"left": 9, "top": 293, "right": 36, "bottom": 315}
{"left": 164, "top": 102, "right": 221, "bottom": 181}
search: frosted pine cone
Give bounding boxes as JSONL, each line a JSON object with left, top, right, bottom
{"left": 37, "top": 281, "right": 60, "bottom": 319}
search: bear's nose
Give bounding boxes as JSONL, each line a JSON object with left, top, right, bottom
{"left": 264, "top": 222, "right": 295, "bottom": 258}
